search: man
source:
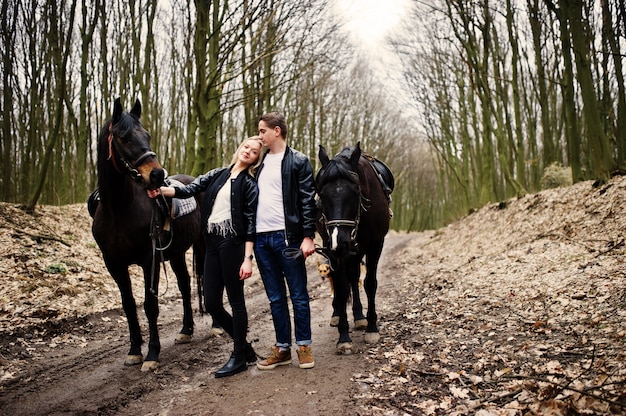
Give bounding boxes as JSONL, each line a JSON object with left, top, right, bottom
{"left": 254, "top": 112, "right": 317, "bottom": 370}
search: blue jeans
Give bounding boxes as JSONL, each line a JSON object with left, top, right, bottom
{"left": 255, "top": 231, "right": 312, "bottom": 347}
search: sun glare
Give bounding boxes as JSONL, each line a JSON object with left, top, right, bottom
{"left": 335, "top": 0, "right": 410, "bottom": 45}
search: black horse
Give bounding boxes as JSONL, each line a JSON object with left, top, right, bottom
{"left": 316, "top": 142, "right": 392, "bottom": 354}
{"left": 91, "top": 98, "right": 204, "bottom": 371}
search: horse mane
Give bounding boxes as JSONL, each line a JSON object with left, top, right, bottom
{"left": 315, "top": 146, "right": 360, "bottom": 191}
{"left": 96, "top": 111, "right": 141, "bottom": 200}
{"left": 111, "top": 111, "right": 140, "bottom": 138}
{"left": 96, "top": 121, "right": 113, "bottom": 189}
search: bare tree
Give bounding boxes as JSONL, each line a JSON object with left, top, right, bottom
{"left": 26, "top": 0, "right": 78, "bottom": 212}
{"left": 0, "top": 0, "right": 19, "bottom": 201}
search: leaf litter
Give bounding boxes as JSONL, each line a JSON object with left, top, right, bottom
{"left": 1, "top": 176, "right": 625, "bottom": 414}
{"left": 358, "top": 177, "right": 626, "bottom": 415}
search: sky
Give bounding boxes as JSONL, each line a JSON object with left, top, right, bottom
{"left": 333, "top": 0, "right": 414, "bottom": 110}
{"left": 333, "top": 0, "right": 411, "bottom": 50}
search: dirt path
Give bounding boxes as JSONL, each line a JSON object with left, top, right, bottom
{"left": 0, "top": 233, "right": 413, "bottom": 416}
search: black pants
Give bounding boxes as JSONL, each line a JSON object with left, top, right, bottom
{"left": 203, "top": 233, "right": 249, "bottom": 355}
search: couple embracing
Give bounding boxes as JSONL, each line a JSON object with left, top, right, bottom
{"left": 149, "top": 112, "right": 316, "bottom": 378}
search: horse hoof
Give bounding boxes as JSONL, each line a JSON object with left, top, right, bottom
{"left": 209, "top": 327, "right": 225, "bottom": 336}
{"left": 141, "top": 360, "right": 159, "bottom": 372}
{"left": 354, "top": 319, "right": 368, "bottom": 330}
{"left": 336, "top": 342, "right": 353, "bottom": 355}
{"left": 329, "top": 316, "right": 340, "bottom": 327}
{"left": 364, "top": 332, "right": 380, "bottom": 344}
{"left": 124, "top": 355, "right": 143, "bottom": 366}
{"left": 175, "top": 333, "right": 192, "bottom": 344}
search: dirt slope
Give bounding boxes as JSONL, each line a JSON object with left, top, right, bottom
{"left": 1, "top": 176, "right": 625, "bottom": 415}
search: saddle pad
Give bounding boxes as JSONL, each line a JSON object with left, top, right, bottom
{"left": 166, "top": 178, "right": 198, "bottom": 219}
{"left": 171, "top": 197, "right": 197, "bottom": 219}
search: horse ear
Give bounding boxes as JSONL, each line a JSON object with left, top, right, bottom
{"left": 349, "top": 142, "right": 361, "bottom": 168}
{"left": 319, "top": 145, "right": 330, "bottom": 167}
{"left": 130, "top": 99, "right": 142, "bottom": 119}
{"left": 112, "top": 97, "right": 122, "bottom": 123}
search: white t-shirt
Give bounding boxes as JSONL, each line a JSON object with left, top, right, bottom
{"left": 207, "top": 178, "right": 235, "bottom": 236}
{"left": 208, "top": 178, "right": 232, "bottom": 224}
{"left": 256, "top": 151, "right": 286, "bottom": 232}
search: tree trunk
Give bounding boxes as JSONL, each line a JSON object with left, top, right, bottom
{"left": 529, "top": 0, "right": 557, "bottom": 173}
{"left": 506, "top": 0, "right": 527, "bottom": 191}
{"left": 77, "top": 0, "right": 100, "bottom": 202}
{"left": 602, "top": 0, "right": 626, "bottom": 168}
{"left": 1, "top": 0, "right": 19, "bottom": 201}
{"left": 564, "top": 0, "right": 614, "bottom": 181}
{"left": 191, "top": 0, "right": 221, "bottom": 176}
{"left": 26, "top": 0, "right": 78, "bottom": 212}
{"left": 547, "top": 0, "right": 583, "bottom": 182}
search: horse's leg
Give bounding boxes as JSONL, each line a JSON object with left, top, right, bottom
{"left": 169, "top": 255, "right": 194, "bottom": 344}
{"left": 107, "top": 261, "right": 143, "bottom": 366}
{"left": 351, "top": 282, "right": 367, "bottom": 329}
{"left": 330, "top": 292, "right": 340, "bottom": 327}
{"left": 351, "top": 286, "right": 367, "bottom": 328}
{"left": 141, "top": 263, "right": 161, "bottom": 371}
{"left": 333, "top": 263, "right": 353, "bottom": 354}
{"left": 363, "top": 243, "right": 383, "bottom": 344}
{"left": 193, "top": 241, "right": 206, "bottom": 315}
{"left": 350, "top": 257, "right": 367, "bottom": 329}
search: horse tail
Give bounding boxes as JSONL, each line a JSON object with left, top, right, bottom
{"left": 193, "top": 241, "right": 206, "bottom": 315}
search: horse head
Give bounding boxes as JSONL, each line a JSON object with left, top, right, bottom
{"left": 103, "top": 98, "right": 164, "bottom": 189}
{"left": 316, "top": 142, "right": 363, "bottom": 257}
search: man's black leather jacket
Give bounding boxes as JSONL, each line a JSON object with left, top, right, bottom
{"left": 257, "top": 146, "right": 316, "bottom": 245}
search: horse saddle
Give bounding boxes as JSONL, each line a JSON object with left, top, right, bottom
{"left": 86, "top": 180, "right": 197, "bottom": 221}
{"left": 363, "top": 154, "right": 394, "bottom": 197}
{"left": 87, "top": 189, "right": 100, "bottom": 218}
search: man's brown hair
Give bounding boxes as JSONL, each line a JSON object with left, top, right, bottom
{"left": 259, "top": 112, "right": 288, "bottom": 139}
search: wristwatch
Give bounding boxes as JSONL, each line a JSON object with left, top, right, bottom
{"left": 245, "top": 254, "right": 254, "bottom": 260}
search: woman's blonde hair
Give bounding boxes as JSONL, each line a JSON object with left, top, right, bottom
{"left": 230, "top": 136, "right": 265, "bottom": 177}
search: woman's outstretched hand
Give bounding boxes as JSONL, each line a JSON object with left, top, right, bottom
{"left": 146, "top": 188, "right": 160, "bottom": 199}
{"left": 147, "top": 186, "right": 175, "bottom": 198}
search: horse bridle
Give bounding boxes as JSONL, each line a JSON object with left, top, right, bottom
{"left": 318, "top": 163, "right": 365, "bottom": 248}
{"left": 107, "top": 122, "right": 157, "bottom": 179}
{"left": 321, "top": 215, "right": 361, "bottom": 243}
{"left": 319, "top": 184, "right": 363, "bottom": 247}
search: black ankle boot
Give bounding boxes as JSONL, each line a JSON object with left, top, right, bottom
{"left": 215, "top": 353, "right": 247, "bottom": 378}
{"left": 245, "top": 343, "right": 257, "bottom": 366}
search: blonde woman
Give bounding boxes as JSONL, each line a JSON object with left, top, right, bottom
{"left": 148, "top": 136, "right": 263, "bottom": 377}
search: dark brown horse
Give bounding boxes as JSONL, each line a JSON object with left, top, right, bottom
{"left": 316, "top": 142, "right": 392, "bottom": 354}
{"left": 91, "top": 98, "right": 203, "bottom": 371}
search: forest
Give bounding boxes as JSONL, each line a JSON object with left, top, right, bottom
{"left": 1, "top": 0, "right": 624, "bottom": 231}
